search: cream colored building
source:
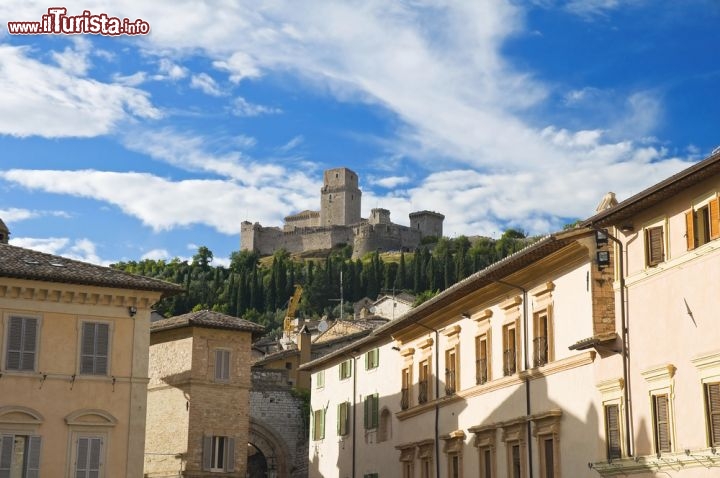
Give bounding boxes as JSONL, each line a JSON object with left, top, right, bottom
{"left": 302, "top": 227, "right": 611, "bottom": 478}
{"left": 0, "top": 241, "right": 182, "bottom": 478}
{"left": 582, "top": 149, "right": 720, "bottom": 476}
{"left": 301, "top": 150, "right": 720, "bottom": 478}
{"left": 144, "top": 310, "right": 264, "bottom": 478}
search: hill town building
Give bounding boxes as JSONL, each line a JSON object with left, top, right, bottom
{"left": 241, "top": 167, "right": 444, "bottom": 258}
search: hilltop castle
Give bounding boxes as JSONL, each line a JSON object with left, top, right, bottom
{"left": 241, "top": 167, "right": 444, "bottom": 258}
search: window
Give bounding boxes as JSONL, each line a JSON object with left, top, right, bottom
{"left": 402, "top": 461, "right": 413, "bottom": 478}
{"left": 316, "top": 370, "right": 325, "bottom": 389}
{"left": 364, "top": 394, "right": 379, "bottom": 430}
{"left": 445, "top": 348, "right": 457, "bottom": 395}
{"left": 502, "top": 323, "right": 518, "bottom": 376}
{"left": 337, "top": 402, "right": 350, "bottom": 437}
{"left": 4, "top": 316, "right": 38, "bottom": 372}
{"left": 476, "top": 334, "right": 489, "bottom": 385}
{"left": 540, "top": 436, "right": 555, "bottom": 478}
{"left": 652, "top": 394, "right": 671, "bottom": 453}
{"left": 533, "top": 309, "right": 552, "bottom": 368}
{"left": 313, "top": 409, "right": 325, "bottom": 441}
{"left": 366, "top": 348, "right": 379, "bottom": 370}
{"left": 706, "top": 382, "right": 720, "bottom": 447}
{"left": 80, "top": 322, "right": 109, "bottom": 375}
{"left": 686, "top": 198, "right": 720, "bottom": 250}
{"left": 449, "top": 454, "right": 460, "bottom": 478}
{"left": 479, "top": 446, "right": 493, "bottom": 478}
{"left": 645, "top": 225, "right": 664, "bottom": 266}
{"left": 215, "top": 349, "right": 230, "bottom": 381}
{"left": 0, "top": 434, "right": 41, "bottom": 477}
{"left": 378, "top": 408, "right": 391, "bottom": 442}
{"left": 364, "top": 474, "right": 378, "bottom": 478}
{"left": 74, "top": 436, "right": 103, "bottom": 478}
{"left": 604, "top": 404, "right": 622, "bottom": 460}
{"left": 203, "top": 435, "right": 235, "bottom": 472}
{"left": 339, "top": 359, "right": 352, "bottom": 380}
{"left": 401, "top": 367, "right": 411, "bottom": 410}
{"left": 509, "top": 442, "right": 522, "bottom": 478}
{"left": 419, "top": 360, "right": 430, "bottom": 404}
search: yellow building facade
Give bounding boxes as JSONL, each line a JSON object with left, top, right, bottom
{"left": 0, "top": 242, "right": 181, "bottom": 478}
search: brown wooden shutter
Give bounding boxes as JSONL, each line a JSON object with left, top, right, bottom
{"left": 706, "top": 383, "right": 720, "bottom": 446}
{"left": 646, "top": 226, "right": 664, "bottom": 266}
{"left": 710, "top": 199, "right": 720, "bottom": 240}
{"left": 605, "top": 404, "right": 621, "bottom": 459}
{"left": 654, "top": 394, "right": 671, "bottom": 452}
{"left": 686, "top": 211, "right": 696, "bottom": 250}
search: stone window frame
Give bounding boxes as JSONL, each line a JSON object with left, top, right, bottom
{"left": 2, "top": 313, "right": 43, "bottom": 374}
{"left": 400, "top": 346, "right": 415, "bottom": 410}
{"left": 596, "top": 378, "right": 626, "bottom": 459}
{"left": 214, "top": 348, "right": 231, "bottom": 382}
{"left": 501, "top": 296, "right": 522, "bottom": 377}
{"left": 443, "top": 325, "right": 461, "bottom": 396}
{"left": 501, "top": 419, "right": 527, "bottom": 478}
{"left": 473, "top": 309, "right": 493, "bottom": 386}
{"left": 397, "top": 444, "right": 415, "bottom": 478}
{"left": 0, "top": 406, "right": 44, "bottom": 477}
{"left": 417, "top": 338, "right": 434, "bottom": 404}
{"left": 202, "top": 434, "right": 236, "bottom": 472}
{"left": 691, "top": 350, "right": 720, "bottom": 447}
{"left": 531, "top": 282, "right": 555, "bottom": 368}
{"left": 641, "top": 364, "right": 676, "bottom": 455}
{"left": 442, "top": 430, "right": 466, "bottom": 478}
{"left": 77, "top": 319, "right": 113, "bottom": 377}
{"left": 471, "top": 425, "right": 497, "bottom": 478}
{"left": 531, "top": 411, "right": 562, "bottom": 478}
{"left": 65, "top": 409, "right": 117, "bottom": 478}
{"left": 417, "top": 439, "right": 435, "bottom": 478}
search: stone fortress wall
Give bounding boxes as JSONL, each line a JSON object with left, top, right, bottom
{"left": 241, "top": 167, "right": 444, "bottom": 258}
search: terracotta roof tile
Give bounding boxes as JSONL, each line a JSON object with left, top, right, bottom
{"left": 151, "top": 309, "right": 265, "bottom": 334}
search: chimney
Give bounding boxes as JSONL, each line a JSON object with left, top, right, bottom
{"left": 296, "top": 325, "right": 312, "bottom": 390}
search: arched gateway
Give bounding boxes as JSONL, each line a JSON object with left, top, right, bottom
{"left": 248, "top": 419, "right": 292, "bottom": 478}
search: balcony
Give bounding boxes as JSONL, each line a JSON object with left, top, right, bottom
{"left": 476, "top": 358, "right": 488, "bottom": 385}
{"left": 445, "top": 369, "right": 456, "bottom": 395}
{"left": 533, "top": 336, "right": 548, "bottom": 367}
{"left": 418, "top": 380, "right": 428, "bottom": 404}
{"left": 400, "top": 387, "right": 410, "bottom": 410}
{"left": 503, "top": 349, "right": 516, "bottom": 376}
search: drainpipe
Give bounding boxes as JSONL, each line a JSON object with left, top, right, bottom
{"left": 352, "top": 353, "right": 357, "bottom": 478}
{"left": 592, "top": 228, "right": 633, "bottom": 457}
{"left": 415, "top": 322, "right": 440, "bottom": 478}
{"left": 495, "top": 280, "right": 533, "bottom": 478}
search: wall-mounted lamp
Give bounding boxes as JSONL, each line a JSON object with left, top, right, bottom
{"left": 128, "top": 306, "right": 137, "bottom": 317}
{"left": 596, "top": 250, "right": 610, "bottom": 268}
{"left": 391, "top": 346, "right": 401, "bottom": 351}
{"left": 595, "top": 228, "right": 609, "bottom": 246}
{"left": 461, "top": 312, "right": 471, "bottom": 320}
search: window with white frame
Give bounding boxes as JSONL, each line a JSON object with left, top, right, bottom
{"left": 203, "top": 435, "right": 235, "bottom": 472}
{"left": 79, "top": 322, "right": 110, "bottom": 375}
{"left": 0, "top": 434, "right": 41, "bottom": 477}
{"left": 316, "top": 370, "right": 325, "bottom": 389}
{"left": 4, "top": 316, "right": 39, "bottom": 372}
{"left": 339, "top": 359, "right": 352, "bottom": 380}
{"left": 214, "top": 349, "right": 230, "bottom": 382}
{"left": 596, "top": 378, "right": 626, "bottom": 460}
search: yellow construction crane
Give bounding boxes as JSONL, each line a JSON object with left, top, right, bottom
{"left": 283, "top": 285, "right": 303, "bottom": 333}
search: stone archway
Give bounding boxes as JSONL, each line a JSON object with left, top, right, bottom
{"left": 248, "top": 419, "right": 291, "bottom": 478}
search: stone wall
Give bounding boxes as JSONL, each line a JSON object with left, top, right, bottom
{"left": 250, "top": 368, "right": 309, "bottom": 478}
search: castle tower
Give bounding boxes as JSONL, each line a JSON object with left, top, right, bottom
{"left": 409, "top": 210, "right": 445, "bottom": 239}
{"left": 320, "top": 167, "right": 361, "bottom": 227}
{"left": 0, "top": 218, "right": 9, "bottom": 244}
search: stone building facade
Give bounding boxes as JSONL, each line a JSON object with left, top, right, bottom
{"left": 144, "top": 310, "right": 264, "bottom": 478}
{"left": 241, "top": 167, "right": 444, "bottom": 258}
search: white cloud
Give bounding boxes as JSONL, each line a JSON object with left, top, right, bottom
{"left": 1, "top": 168, "right": 319, "bottom": 235}
{"left": 9, "top": 236, "right": 109, "bottom": 265}
{"left": 231, "top": 97, "right": 281, "bottom": 117}
{"left": 113, "top": 71, "right": 147, "bottom": 87}
{"left": 373, "top": 176, "right": 411, "bottom": 189}
{"left": 156, "top": 58, "right": 187, "bottom": 80}
{"left": 0, "top": 45, "right": 161, "bottom": 138}
{"left": 213, "top": 52, "right": 262, "bottom": 83}
{"left": 0, "top": 208, "right": 70, "bottom": 222}
{"left": 141, "top": 248, "right": 170, "bottom": 260}
{"left": 190, "top": 73, "right": 223, "bottom": 96}
{"left": 51, "top": 37, "right": 92, "bottom": 76}
{"left": 277, "top": 135, "right": 304, "bottom": 153}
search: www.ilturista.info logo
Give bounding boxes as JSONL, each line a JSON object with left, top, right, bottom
{"left": 7, "top": 8, "right": 150, "bottom": 35}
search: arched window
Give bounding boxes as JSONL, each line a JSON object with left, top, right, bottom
{"left": 377, "top": 408, "right": 391, "bottom": 442}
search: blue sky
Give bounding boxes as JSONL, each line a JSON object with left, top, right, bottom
{"left": 0, "top": 1, "right": 718, "bottom": 266}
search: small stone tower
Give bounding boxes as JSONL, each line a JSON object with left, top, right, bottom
{"left": 409, "top": 210, "right": 445, "bottom": 239}
{"left": 0, "top": 218, "right": 9, "bottom": 244}
{"left": 369, "top": 208, "right": 391, "bottom": 225}
{"left": 320, "top": 167, "right": 361, "bottom": 227}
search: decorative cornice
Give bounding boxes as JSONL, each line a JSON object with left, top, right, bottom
{"left": 400, "top": 347, "right": 415, "bottom": 358}
{"left": 596, "top": 378, "right": 625, "bottom": 395}
{"left": 474, "top": 309, "right": 493, "bottom": 322}
{"left": 443, "top": 325, "right": 461, "bottom": 338}
{"left": 500, "top": 295, "right": 522, "bottom": 310}
{"left": 590, "top": 449, "right": 720, "bottom": 476}
{"left": 641, "top": 364, "right": 676, "bottom": 384}
{"left": 691, "top": 349, "right": 720, "bottom": 379}
{"left": 531, "top": 281, "right": 555, "bottom": 298}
